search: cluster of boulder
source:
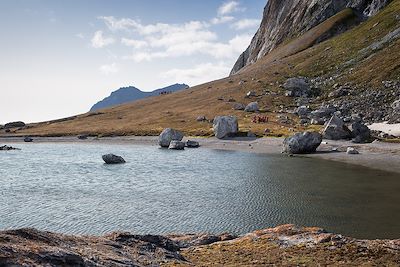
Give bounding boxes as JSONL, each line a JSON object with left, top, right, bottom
{"left": 158, "top": 128, "right": 200, "bottom": 150}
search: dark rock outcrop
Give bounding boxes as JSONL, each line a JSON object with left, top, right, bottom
{"left": 24, "top": 136, "right": 33, "bottom": 142}
{"left": 231, "top": 0, "right": 391, "bottom": 75}
{"left": 90, "top": 83, "right": 189, "bottom": 111}
{"left": 4, "top": 121, "right": 25, "bottom": 129}
{"left": 102, "top": 154, "right": 126, "bottom": 164}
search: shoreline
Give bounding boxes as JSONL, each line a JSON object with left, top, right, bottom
{"left": 1, "top": 135, "right": 400, "bottom": 174}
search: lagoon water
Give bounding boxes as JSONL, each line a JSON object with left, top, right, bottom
{"left": 0, "top": 142, "right": 399, "bottom": 239}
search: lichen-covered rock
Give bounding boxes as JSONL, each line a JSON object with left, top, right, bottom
{"left": 282, "top": 131, "right": 322, "bottom": 154}
{"left": 233, "top": 103, "right": 246, "bottom": 110}
{"left": 158, "top": 128, "right": 184, "bottom": 147}
{"left": 213, "top": 116, "right": 238, "bottom": 139}
{"left": 102, "top": 154, "right": 126, "bottom": 164}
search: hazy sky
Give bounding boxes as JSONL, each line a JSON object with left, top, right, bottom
{"left": 0, "top": 0, "right": 265, "bottom": 123}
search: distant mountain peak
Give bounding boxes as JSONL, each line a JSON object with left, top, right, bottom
{"left": 90, "top": 83, "right": 189, "bottom": 112}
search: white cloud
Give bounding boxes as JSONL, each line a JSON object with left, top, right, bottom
{"left": 76, "top": 33, "right": 85, "bottom": 39}
{"left": 121, "top": 38, "right": 148, "bottom": 49}
{"left": 218, "top": 1, "right": 245, "bottom": 15}
{"left": 232, "top": 19, "right": 260, "bottom": 30}
{"left": 211, "top": 16, "right": 235, "bottom": 25}
{"left": 99, "top": 63, "right": 118, "bottom": 75}
{"left": 162, "top": 62, "right": 231, "bottom": 86}
{"left": 91, "top": 30, "right": 115, "bottom": 48}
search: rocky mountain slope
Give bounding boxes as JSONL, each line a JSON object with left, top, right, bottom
{"left": 0, "top": 225, "right": 399, "bottom": 266}
{"left": 90, "top": 84, "right": 188, "bottom": 111}
{"left": 231, "top": 0, "right": 392, "bottom": 74}
{"left": 1, "top": 0, "right": 399, "bottom": 138}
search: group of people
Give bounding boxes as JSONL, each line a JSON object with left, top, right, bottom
{"left": 252, "top": 115, "right": 268, "bottom": 123}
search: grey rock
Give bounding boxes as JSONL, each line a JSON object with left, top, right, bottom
{"left": 186, "top": 140, "right": 200, "bottom": 148}
{"left": 77, "top": 135, "right": 88, "bottom": 140}
{"left": 247, "top": 131, "right": 256, "bottom": 138}
{"left": 169, "top": 140, "right": 185, "bottom": 150}
{"left": 213, "top": 116, "right": 238, "bottom": 139}
{"left": 392, "top": 99, "right": 400, "bottom": 112}
{"left": 196, "top": 116, "right": 207, "bottom": 122}
{"left": 322, "top": 116, "right": 352, "bottom": 140}
{"left": 329, "top": 88, "right": 349, "bottom": 98}
{"left": 350, "top": 122, "right": 371, "bottom": 143}
{"left": 233, "top": 103, "right": 246, "bottom": 110}
{"left": 283, "top": 78, "right": 310, "bottom": 97}
{"left": 295, "top": 106, "right": 310, "bottom": 117}
{"left": 346, "top": 147, "right": 359, "bottom": 154}
{"left": 5, "top": 121, "right": 25, "bottom": 129}
{"left": 311, "top": 105, "right": 337, "bottom": 119}
{"left": 159, "top": 128, "right": 184, "bottom": 148}
{"left": 102, "top": 154, "right": 126, "bottom": 164}
{"left": 282, "top": 132, "right": 322, "bottom": 154}
{"left": 24, "top": 137, "right": 33, "bottom": 142}
{"left": 246, "top": 91, "right": 256, "bottom": 97}
{"left": 244, "top": 102, "right": 259, "bottom": 112}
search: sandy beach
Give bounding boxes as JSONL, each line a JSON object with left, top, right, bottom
{"left": 1, "top": 136, "right": 400, "bottom": 174}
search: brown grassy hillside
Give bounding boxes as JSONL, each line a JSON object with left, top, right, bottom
{"left": 3, "top": 1, "right": 400, "bottom": 137}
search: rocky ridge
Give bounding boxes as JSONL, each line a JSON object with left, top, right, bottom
{"left": 231, "top": 0, "right": 392, "bottom": 75}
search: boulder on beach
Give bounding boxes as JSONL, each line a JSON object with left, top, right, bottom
{"left": 77, "top": 135, "right": 88, "bottom": 140}
{"left": 350, "top": 122, "right": 371, "bottom": 143}
{"left": 169, "top": 140, "right": 185, "bottom": 150}
{"left": 244, "top": 102, "right": 259, "bottom": 112}
{"left": 24, "top": 137, "right": 33, "bottom": 142}
{"left": 322, "top": 115, "right": 352, "bottom": 140}
{"left": 346, "top": 147, "right": 359, "bottom": 154}
{"left": 196, "top": 116, "right": 207, "bottom": 122}
{"left": 4, "top": 121, "right": 25, "bottom": 129}
{"left": 213, "top": 116, "right": 238, "bottom": 139}
{"left": 282, "top": 131, "right": 322, "bottom": 154}
{"left": 186, "top": 140, "right": 200, "bottom": 148}
{"left": 102, "top": 154, "right": 126, "bottom": 164}
{"left": 158, "top": 128, "right": 184, "bottom": 147}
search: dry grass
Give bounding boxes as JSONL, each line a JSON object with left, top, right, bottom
{"left": 3, "top": 1, "right": 399, "bottom": 137}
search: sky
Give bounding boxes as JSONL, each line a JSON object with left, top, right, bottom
{"left": 0, "top": 0, "right": 266, "bottom": 123}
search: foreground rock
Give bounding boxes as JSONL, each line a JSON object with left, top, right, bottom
{"left": 282, "top": 131, "right": 322, "bottom": 154}
{"left": 159, "top": 128, "right": 184, "bottom": 147}
{"left": 102, "top": 154, "right": 126, "bottom": 164}
{"left": 0, "top": 225, "right": 398, "bottom": 266}
{"left": 213, "top": 116, "right": 238, "bottom": 139}
{"left": 169, "top": 140, "right": 185, "bottom": 150}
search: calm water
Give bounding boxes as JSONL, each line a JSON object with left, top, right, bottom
{"left": 0, "top": 142, "right": 399, "bottom": 239}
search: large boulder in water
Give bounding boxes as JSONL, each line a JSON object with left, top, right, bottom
{"left": 102, "top": 154, "right": 126, "bottom": 164}
{"left": 213, "top": 116, "right": 238, "bottom": 139}
{"left": 168, "top": 140, "right": 185, "bottom": 150}
{"left": 322, "top": 115, "right": 352, "bottom": 140}
{"left": 282, "top": 131, "right": 322, "bottom": 154}
{"left": 158, "top": 128, "right": 184, "bottom": 147}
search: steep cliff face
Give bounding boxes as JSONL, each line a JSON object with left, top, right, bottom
{"left": 230, "top": 0, "right": 391, "bottom": 75}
